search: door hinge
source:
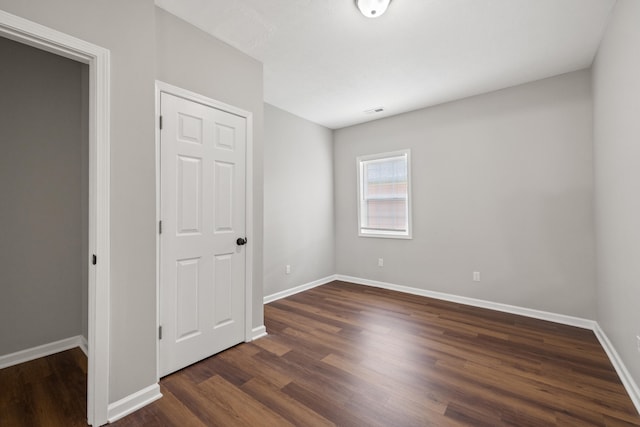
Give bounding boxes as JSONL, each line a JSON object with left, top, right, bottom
{"left": 159, "top": 220, "right": 162, "bottom": 234}
{"left": 159, "top": 115, "right": 163, "bottom": 130}
{"left": 159, "top": 326, "right": 163, "bottom": 340}
{"left": 92, "top": 254, "right": 97, "bottom": 265}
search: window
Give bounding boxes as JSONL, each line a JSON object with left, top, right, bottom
{"left": 357, "top": 150, "right": 412, "bottom": 238}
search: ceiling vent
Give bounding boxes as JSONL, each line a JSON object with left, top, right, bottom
{"left": 364, "top": 107, "right": 385, "bottom": 114}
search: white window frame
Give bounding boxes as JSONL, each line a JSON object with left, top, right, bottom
{"left": 356, "top": 149, "right": 412, "bottom": 239}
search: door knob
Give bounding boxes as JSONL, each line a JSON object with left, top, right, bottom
{"left": 236, "top": 237, "right": 247, "bottom": 246}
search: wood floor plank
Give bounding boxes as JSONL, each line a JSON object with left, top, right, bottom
{"left": 197, "top": 374, "right": 295, "bottom": 426}
{"left": 145, "top": 387, "right": 207, "bottom": 427}
{"left": 240, "top": 377, "right": 334, "bottom": 427}
{"left": 251, "top": 334, "right": 293, "bottom": 356}
{"left": 161, "top": 373, "right": 249, "bottom": 426}
{"left": 280, "top": 381, "right": 381, "bottom": 427}
{"left": 216, "top": 344, "right": 292, "bottom": 389}
{"left": 0, "top": 347, "right": 87, "bottom": 427}
{"left": 321, "top": 352, "right": 451, "bottom": 416}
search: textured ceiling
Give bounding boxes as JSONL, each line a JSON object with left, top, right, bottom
{"left": 155, "top": 0, "right": 615, "bottom": 129}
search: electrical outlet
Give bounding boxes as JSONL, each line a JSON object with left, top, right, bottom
{"left": 473, "top": 271, "right": 480, "bottom": 282}
{"left": 378, "top": 258, "right": 384, "bottom": 267}
{"left": 285, "top": 265, "right": 291, "bottom": 275}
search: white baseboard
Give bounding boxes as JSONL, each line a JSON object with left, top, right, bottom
{"left": 107, "top": 383, "right": 162, "bottom": 423}
{"left": 264, "top": 274, "right": 337, "bottom": 304}
{"left": 79, "top": 335, "right": 88, "bottom": 357}
{"left": 251, "top": 325, "right": 268, "bottom": 341}
{"left": 593, "top": 324, "right": 640, "bottom": 413}
{"left": 0, "top": 335, "right": 87, "bottom": 369}
{"left": 336, "top": 275, "right": 596, "bottom": 330}
{"left": 335, "top": 274, "right": 640, "bottom": 415}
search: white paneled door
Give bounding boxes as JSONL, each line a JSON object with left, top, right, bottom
{"left": 159, "top": 92, "right": 246, "bottom": 377}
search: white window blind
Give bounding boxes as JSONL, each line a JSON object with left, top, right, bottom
{"left": 357, "top": 150, "right": 412, "bottom": 238}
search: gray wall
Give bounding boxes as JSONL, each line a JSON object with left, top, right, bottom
{"left": 593, "top": 0, "right": 640, "bottom": 388}
{"left": 155, "top": 6, "right": 265, "bottom": 330}
{"left": 264, "top": 104, "right": 334, "bottom": 297}
{"left": 0, "top": 36, "right": 87, "bottom": 355}
{"left": 0, "top": 1, "right": 265, "bottom": 404}
{"left": 0, "top": 0, "right": 159, "bottom": 402}
{"left": 334, "top": 70, "right": 597, "bottom": 319}
{"left": 0, "top": 1, "right": 267, "bottom": 403}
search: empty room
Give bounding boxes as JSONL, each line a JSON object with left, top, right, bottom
{"left": 1, "top": 0, "right": 639, "bottom": 426}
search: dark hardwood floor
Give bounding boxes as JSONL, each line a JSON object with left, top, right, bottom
{"left": 3, "top": 280, "right": 640, "bottom": 426}
{"left": 0, "top": 346, "right": 87, "bottom": 426}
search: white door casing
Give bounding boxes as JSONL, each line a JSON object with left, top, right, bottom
{"left": 159, "top": 91, "right": 247, "bottom": 377}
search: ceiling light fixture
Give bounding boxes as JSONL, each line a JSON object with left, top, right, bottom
{"left": 355, "top": 0, "right": 392, "bottom": 18}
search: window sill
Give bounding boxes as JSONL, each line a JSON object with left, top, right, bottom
{"left": 358, "top": 230, "right": 412, "bottom": 239}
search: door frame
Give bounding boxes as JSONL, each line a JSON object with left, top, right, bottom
{"left": 154, "top": 81, "right": 254, "bottom": 380}
{"left": 0, "top": 10, "right": 111, "bottom": 427}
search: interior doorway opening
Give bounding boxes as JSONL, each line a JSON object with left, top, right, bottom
{"left": 0, "top": 35, "right": 89, "bottom": 423}
{"left": 0, "top": 9, "right": 111, "bottom": 426}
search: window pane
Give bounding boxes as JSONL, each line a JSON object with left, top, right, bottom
{"left": 366, "top": 199, "right": 407, "bottom": 230}
{"left": 364, "top": 157, "right": 407, "bottom": 200}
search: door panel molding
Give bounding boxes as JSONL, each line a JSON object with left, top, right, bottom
{"left": 155, "top": 81, "right": 254, "bottom": 379}
{"left": 0, "top": 10, "right": 111, "bottom": 426}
